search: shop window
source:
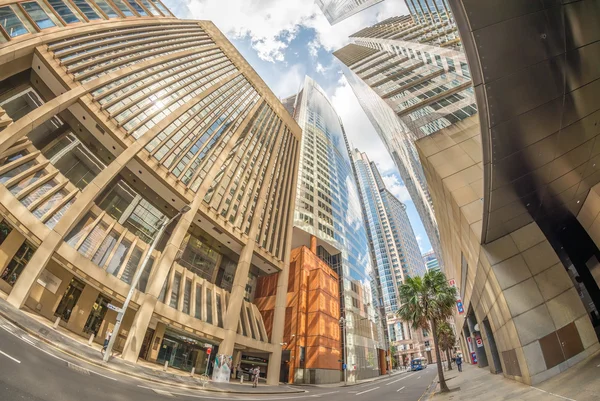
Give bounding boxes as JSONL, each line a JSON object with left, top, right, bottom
{"left": 54, "top": 278, "right": 85, "bottom": 322}
{"left": 83, "top": 294, "right": 110, "bottom": 335}
{"left": 21, "top": 2, "right": 56, "bottom": 29}
{"left": 0, "top": 220, "right": 13, "bottom": 245}
{"left": 0, "top": 6, "right": 29, "bottom": 38}
{"left": 0, "top": 241, "right": 35, "bottom": 286}
{"left": 169, "top": 272, "right": 181, "bottom": 309}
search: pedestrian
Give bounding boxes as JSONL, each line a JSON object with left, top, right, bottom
{"left": 101, "top": 329, "right": 112, "bottom": 355}
{"left": 252, "top": 366, "right": 260, "bottom": 388}
{"left": 455, "top": 354, "right": 462, "bottom": 372}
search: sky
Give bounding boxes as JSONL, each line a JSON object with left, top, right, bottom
{"left": 163, "top": 0, "right": 433, "bottom": 255}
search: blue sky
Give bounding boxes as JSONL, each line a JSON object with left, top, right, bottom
{"left": 164, "top": 0, "right": 432, "bottom": 254}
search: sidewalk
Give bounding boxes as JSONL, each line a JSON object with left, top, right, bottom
{"left": 0, "top": 296, "right": 303, "bottom": 394}
{"left": 425, "top": 352, "right": 600, "bottom": 401}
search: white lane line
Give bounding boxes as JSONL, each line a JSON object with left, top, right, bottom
{"left": 417, "top": 376, "right": 422, "bottom": 379}
{"left": 396, "top": 386, "right": 405, "bottom": 392}
{"left": 90, "top": 369, "right": 118, "bottom": 381}
{"left": 137, "top": 385, "right": 311, "bottom": 400}
{"left": 21, "top": 337, "right": 36, "bottom": 346}
{"left": 0, "top": 324, "right": 14, "bottom": 332}
{"left": 355, "top": 387, "right": 379, "bottom": 396}
{"left": 312, "top": 391, "right": 340, "bottom": 397}
{"left": 532, "top": 387, "right": 576, "bottom": 401}
{"left": 385, "top": 373, "right": 415, "bottom": 385}
{"left": 0, "top": 349, "right": 21, "bottom": 364}
{"left": 1, "top": 324, "right": 67, "bottom": 363}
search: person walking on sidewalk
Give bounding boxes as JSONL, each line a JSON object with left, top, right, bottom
{"left": 252, "top": 366, "right": 260, "bottom": 388}
{"left": 101, "top": 329, "right": 112, "bottom": 355}
{"left": 455, "top": 354, "right": 463, "bottom": 372}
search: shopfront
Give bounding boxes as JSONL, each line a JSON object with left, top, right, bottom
{"left": 156, "top": 328, "right": 218, "bottom": 374}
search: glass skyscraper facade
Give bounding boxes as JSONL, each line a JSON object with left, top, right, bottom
{"left": 334, "top": 12, "right": 478, "bottom": 271}
{"left": 352, "top": 150, "right": 424, "bottom": 315}
{"left": 315, "top": 0, "right": 384, "bottom": 25}
{"left": 287, "top": 76, "right": 382, "bottom": 380}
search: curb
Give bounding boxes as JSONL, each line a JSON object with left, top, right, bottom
{"left": 290, "top": 372, "right": 407, "bottom": 389}
{"left": 0, "top": 308, "right": 305, "bottom": 395}
{"left": 418, "top": 375, "right": 438, "bottom": 401}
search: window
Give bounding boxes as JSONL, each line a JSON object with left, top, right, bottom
{"left": 205, "top": 288, "right": 213, "bottom": 324}
{"left": 460, "top": 253, "right": 468, "bottom": 299}
{"left": 111, "top": 0, "right": 134, "bottom": 16}
{"left": 0, "top": 220, "right": 13, "bottom": 245}
{"left": 136, "top": 256, "right": 154, "bottom": 292}
{"left": 169, "top": 272, "right": 182, "bottom": 308}
{"left": 93, "top": 0, "right": 118, "bottom": 18}
{"left": 194, "top": 284, "right": 202, "bottom": 319}
{"left": 21, "top": 2, "right": 56, "bottom": 29}
{"left": 72, "top": 0, "right": 100, "bottom": 20}
{"left": 47, "top": 0, "right": 80, "bottom": 24}
{"left": 0, "top": 6, "right": 29, "bottom": 37}
{"left": 1, "top": 241, "right": 36, "bottom": 286}
{"left": 182, "top": 279, "right": 192, "bottom": 314}
{"left": 127, "top": 0, "right": 147, "bottom": 15}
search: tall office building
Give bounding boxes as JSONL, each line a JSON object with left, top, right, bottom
{"left": 282, "top": 76, "right": 383, "bottom": 381}
{"left": 353, "top": 150, "right": 424, "bottom": 314}
{"left": 333, "top": 12, "right": 478, "bottom": 271}
{"left": 315, "top": 0, "right": 385, "bottom": 25}
{"left": 0, "top": 0, "right": 301, "bottom": 385}
{"left": 353, "top": 150, "right": 432, "bottom": 363}
{"left": 422, "top": 250, "right": 440, "bottom": 272}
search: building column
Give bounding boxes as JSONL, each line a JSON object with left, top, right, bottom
{"left": 121, "top": 202, "right": 197, "bottom": 362}
{"left": 310, "top": 235, "right": 317, "bottom": 254}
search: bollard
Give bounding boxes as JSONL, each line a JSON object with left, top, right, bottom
{"left": 240, "top": 374, "right": 244, "bottom": 384}
{"left": 164, "top": 361, "right": 169, "bottom": 372}
{"left": 53, "top": 317, "right": 61, "bottom": 329}
{"left": 190, "top": 367, "right": 195, "bottom": 377}
{"left": 88, "top": 333, "right": 95, "bottom": 345}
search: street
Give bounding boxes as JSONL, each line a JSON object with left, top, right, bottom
{"left": 0, "top": 315, "right": 436, "bottom": 401}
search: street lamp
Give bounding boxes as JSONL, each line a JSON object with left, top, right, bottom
{"left": 339, "top": 317, "right": 348, "bottom": 385}
{"left": 103, "top": 204, "right": 192, "bottom": 362}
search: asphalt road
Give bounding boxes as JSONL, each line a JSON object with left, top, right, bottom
{"left": 0, "top": 316, "right": 436, "bottom": 401}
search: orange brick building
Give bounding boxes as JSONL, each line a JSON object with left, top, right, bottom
{"left": 255, "top": 240, "right": 342, "bottom": 384}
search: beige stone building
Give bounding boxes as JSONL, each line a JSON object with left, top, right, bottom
{"left": 0, "top": 0, "right": 301, "bottom": 384}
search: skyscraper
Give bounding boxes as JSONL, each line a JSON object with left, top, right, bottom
{"left": 316, "top": 0, "right": 385, "bottom": 25}
{"left": 284, "top": 76, "right": 383, "bottom": 381}
{"left": 353, "top": 150, "right": 424, "bottom": 315}
{"left": 333, "top": 12, "right": 477, "bottom": 271}
{"left": 0, "top": 0, "right": 300, "bottom": 385}
{"left": 422, "top": 250, "right": 440, "bottom": 272}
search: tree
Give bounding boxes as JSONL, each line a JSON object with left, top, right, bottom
{"left": 397, "top": 270, "right": 457, "bottom": 393}
{"left": 437, "top": 321, "right": 457, "bottom": 371}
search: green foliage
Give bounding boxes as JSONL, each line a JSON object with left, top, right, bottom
{"left": 437, "top": 321, "right": 457, "bottom": 352}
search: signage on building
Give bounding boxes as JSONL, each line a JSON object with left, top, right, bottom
{"left": 206, "top": 348, "right": 212, "bottom": 355}
{"left": 456, "top": 299, "right": 464, "bottom": 314}
{"left": 36, "top": 269, "right": 62, "bottom": 294}
{"left": 107, "top": 304, "right": 122, "bottom": 313}
{"left": 448, "top": 278, "right": 456, "bottom": 287}
{"left": 471, "top": 351, "right": 477, "bottom": 364}
{"left": 342, "top": 363, "right": 347, "bottom": 370}
{"left": 476, "top": 337, "right": 483, "bottom": 348}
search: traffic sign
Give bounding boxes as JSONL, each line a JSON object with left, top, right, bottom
{"left": 456, "top": 299, "right": 464, "bottom": 314}
{"left": 107, "top": 304, "right": 122, "bottom": 313}
{"left": 342, "top": 363, "right": 347, "bottom": 370}
{"left": 476, "top": 337, "right": 483, "bottom": 348}
{"left": 206, "top": 348, "right": 212, "bottom": 355}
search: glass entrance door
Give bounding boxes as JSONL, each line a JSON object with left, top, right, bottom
{"left": 54, "top": 278, "right": 85, "bottom": 322}
{"left": 83, "top": 294, "right": 110, "bottom": 335}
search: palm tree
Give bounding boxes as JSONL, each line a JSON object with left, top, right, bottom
{"left": 397, "top": 270, "right": 457, "bottom": 393}
{"left": 437, "top": 321, "right": 457, "bottom": 371}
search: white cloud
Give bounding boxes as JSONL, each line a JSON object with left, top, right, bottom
{"left": 381, "top": 174, "right": 411, "bottom": 203}
{"left": 316, "top": 62, "right": 326, "bottom": 75}
{"left": 416, "top": 235, "right": 424, "bottom": 252}
{"left": 175, "top": 0, "right": 408, "bottom": 63}
{"left": 273, "top": 64, "right": 306, "bottom": 99}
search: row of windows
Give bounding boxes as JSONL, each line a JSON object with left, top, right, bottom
{"left": 0, "top": 0, "right": 170, "bottom": 41}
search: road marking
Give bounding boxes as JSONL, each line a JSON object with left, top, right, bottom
{"left": 0, "top": 349, "right": 21, "bottom": 364}
{"left": 153, "top": 389, "right": 174, "bottom": 396}
{"left": 355, "top": 387, "right": 379, "bottom": 396}
{"left": 312, "top": 391, "right": 339, "bottom": 397}
{"left": 90, "top": 369, "right": 118, "bottom": 381}
{"left": 0, "top": 324, "right": 14, "bottom": 332}
{"left": 396, "top": 386, "right": 405, "bottom": 392}
{"left": 21, "top": 337, "right": 36, "bottom": 346}
{"left": 418, "top": 376, "right": 422, "bottom": 379}
{"left": 385, "top": 373, "right": 415, "bottom": 385}
{"left": 138, "top": 385, "right": 310, "bottom": 400}
{"left": 532, "top": 387, "right": 576, "bottom": 401}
